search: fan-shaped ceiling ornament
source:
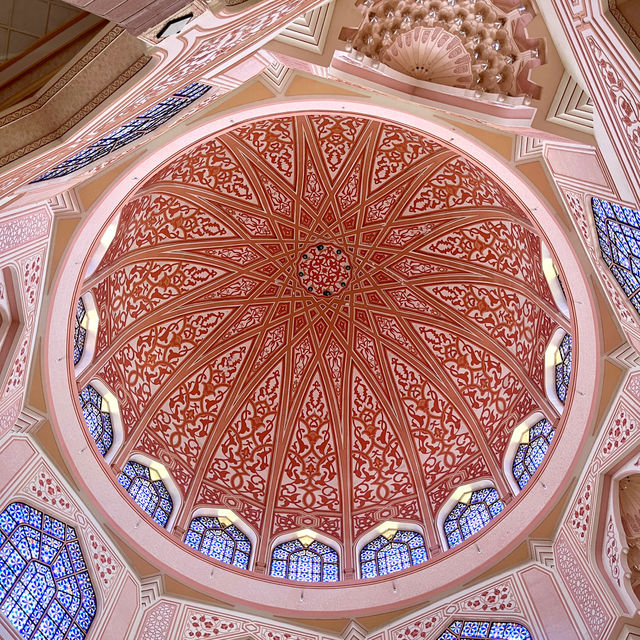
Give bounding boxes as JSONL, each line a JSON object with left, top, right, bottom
{"left": 348, "top": 0, "right": 544, "bottom": 97}
{"left": 381, "top": 26, "right": 473, "bottom": 86}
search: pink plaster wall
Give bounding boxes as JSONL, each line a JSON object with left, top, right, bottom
{"left": 519, "top": 565, "right": 582, "bottom": 640}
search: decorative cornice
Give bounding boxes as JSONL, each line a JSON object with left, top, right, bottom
{"left": 547, "top": 72, "right": 594, "bottom": 134}
{"left": 528, "top": 538, "right": 555, "bottom": 569}
{"left": 275, "top": 0, "right": 335, "bottom": 54}
{"left": 260, "top": 61, "right": 295, "bottom": 94}
{"left": 514, "top": 136, "right": 543, "bottom": 163}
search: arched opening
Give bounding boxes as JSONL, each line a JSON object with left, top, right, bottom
{"left": 504, "top": 412, "right": 555, "bottom": 494}
{"left": 185, "top": 508, "right": 254, "bottom": 570}
{"left": 437, "top": 482, "right": 504, "bottom": 550}
{"left": 118, "top": 456, "right": 182, "bottom": 531}
{"left": 73, "top": 292, "right": 98, "bottom": 374}
{"left": 269, "top": 529, "right": 340, "bottom": 582}
{"left": 355, "top": 521, "right": 428, "bottom": 579}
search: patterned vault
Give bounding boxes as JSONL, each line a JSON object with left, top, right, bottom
{"left": 76, "top": 113, "right": 571, "bottom": 576}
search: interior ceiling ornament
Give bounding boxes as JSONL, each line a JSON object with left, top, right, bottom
{"left": 78, "top": 111, "right": 566, "bottom": 543}
{"left": 46, "top": 103, "right": 598, "bottom": 615}
{"left": 346, "top": 0, "right": 544, "bottom": 97}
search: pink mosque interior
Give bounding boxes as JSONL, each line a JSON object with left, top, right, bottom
{"left": 1, "top": 0, "right": 640, "bottom": 638}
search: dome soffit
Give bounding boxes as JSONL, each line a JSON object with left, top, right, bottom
{"left": 46, "top": 103, "right": 598, "bottom": 617}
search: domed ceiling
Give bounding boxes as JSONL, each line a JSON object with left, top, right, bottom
{"left": 77, "top": 113, "right": 567, "bottom": 560}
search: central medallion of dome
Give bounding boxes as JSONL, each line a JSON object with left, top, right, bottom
{"left": 55, "top": 108, "right": 588, "bottom": 614}
{"left": 298, "top": 243, "right": 351, "bottom": 296}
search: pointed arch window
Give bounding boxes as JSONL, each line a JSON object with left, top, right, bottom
{"left": 118, "top": 461, "right": 173, "bottom": 527}
{"left": 360, "top": 528, "right": 428, "bottom": 579}
{"left": 0, "top": 502, "right": 97, "bottom": 640}
{"left": 79, "top": 384, "right": 113, "bottom": 456}
{"left": 444, "top": 488, "right": 504, "bottom": 548}
{"left": 73, "top": 298, "right": 87, "bottom": 366}
{"left": 555, "top": 333, "right": 572, "bottom": 404}
{"left": 184, "top": 516, "right": 251, "bottom": 569}
{"left": 437, "top": 620, "right": 532, "bottom": 639}
{"left": 592, "top": 197, "right": 640, "bottom": 314}
{"left": 270, "top": 536, "right": 339, "bottom": 582}
{"left": 512, "top": 418, "right": 555, "bottom": 490}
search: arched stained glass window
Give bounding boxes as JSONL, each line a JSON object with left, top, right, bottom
{"left": 270, "top": 538, "right": 339, "bottom": 582}
{"left": 360, "top": 529, "right": 428, "bottom": 578}
{"left": 73, "top": 298, "right": 87, "bottom": 366}
{"left": 592, "top": 197, "right": 640, "bottom": 314}
{"left": 444, "top": 488, "right": 504, "bottom": 548}
{"left": 78, "top": 384, "right": 113, "bottom": 456}
{"left": 512, "top": 419, "right": 555, "bottom": 490}
{"left": 555, "top": 333, "right": 572, "bottom": 404}
{"left": 32, "top": 82, "right": 211, "bottom": 182}
{"left": 118, "top": 461, "right": 173, "bottom": 527}
{"left": 437, "top": 620, "right": 532, "bottom": 639}
{"left": 0, "top": 502, "right": 97, "bottom": 640}
{"left": 184, "top": 516, "right": 251, "bottom": 569}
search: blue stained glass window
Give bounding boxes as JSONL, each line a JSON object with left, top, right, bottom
{"left": 269, "top": 539, "right": 339, "bottom": 582}
{"left": 73, "top": 299, "right": 86, "bottom": 366}
{"left": 360, "top": 529, "right": 428, "bottom": 579}
{"left": 0, "top": 502, "right": 97, "bottom": 640}
{"left": 444, "top": 488, "right": 504, "bottom": 549}
{"left": 78, "top": 384, "right": 113, "bottom": 457}
{"left": 32, "top": 83, "right": 211, "bottom": 182}
{"left": 555, "top": 333, "right": 572, "bottom": 404}
{"left": 118, "top": 461, "right": 173, "bottom": 528}
{"left": 592, "top": 197, "right": 640, "bottom": 314}
{"left": 184, "top": 517, "right": 251, "bottom": 569}
{"left": 437, "top": 620, "right": 532, "bottom": 639}
{"left": 512, "top": 419, "right": 555, "bottom": 490}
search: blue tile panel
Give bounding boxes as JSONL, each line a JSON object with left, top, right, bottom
{"left": 78, "top": 384, "right": 113, "bottom": 457}
{"left": 32, "top": 83, "right": 211, "bottom": 182}
{"left": 555, "top": 333, "right": 572, "bottom": 404}
{"left": 117, "top": 461, "right": 173, "bottom": 528}
{"left": 592, "top": 197, "right": 640, "bottom": 314}
{"left": 437, "top": 620, "right": 532, "bottom": 639}
{"left": 0, "top": 502, "right": 97, "bottom": 640}
{"left": 73, "top": 299, "right": 86, "bottom": 366}
{"left": 444, "top": 488, "right": 504, "bottom": 549}
{"left": 360, "top": 529, "right": 428, "bottom": 579}
{"left": 512, "top": 419, "right": 555, "bottom": 490}
{"left": 184, "top": 517, "right": 250, "bottom": 570}
{"left": 270, "top": 539, "right": 339, "bottom": 583}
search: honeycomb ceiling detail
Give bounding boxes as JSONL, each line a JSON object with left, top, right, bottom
{"left": 80, "top": 113, "right": 564, "bottom": 554}
{"left": 348, "top": 0, "right": 544, "bottom": 97}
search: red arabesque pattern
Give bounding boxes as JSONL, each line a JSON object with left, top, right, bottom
{"left": 79, "top": 114, "right": 566, "bottom": 561}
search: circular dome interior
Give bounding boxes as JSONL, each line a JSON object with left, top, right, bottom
{"left": 52, "top": 110, "right": 587, "bottom": 613}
